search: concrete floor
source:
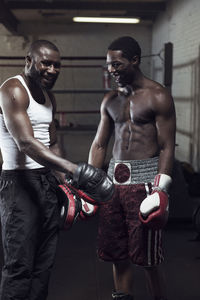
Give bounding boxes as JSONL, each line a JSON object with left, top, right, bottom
{"left": 47, "top": 217, "right": 200, "bottom": 300}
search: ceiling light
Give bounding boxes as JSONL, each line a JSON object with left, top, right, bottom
{"left": 73, "top": 17, "right": 140, "bottom": 24}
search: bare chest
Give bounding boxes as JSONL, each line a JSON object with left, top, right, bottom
{"left": 107, "top": 94, "right": 154, "bottom": 125}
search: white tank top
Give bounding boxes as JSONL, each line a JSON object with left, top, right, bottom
{"left": 0, "top": 75, "right": 53, "bottom": 170}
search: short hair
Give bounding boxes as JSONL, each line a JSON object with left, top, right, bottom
{"left": 27, "top": 40, "right": 59, "bottom": 57}
{"left": 108, "top": 36, "right": 141, "bottom": 63}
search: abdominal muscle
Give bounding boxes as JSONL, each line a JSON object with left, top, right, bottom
{"left": 112, "top": 121, "right": 159, "bottom": 160}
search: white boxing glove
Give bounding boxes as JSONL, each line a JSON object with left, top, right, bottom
{"left": 139, "top": 174, "right": 172, "bottom": 229}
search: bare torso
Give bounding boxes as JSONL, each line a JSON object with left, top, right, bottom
{"left": 106, "top": 79, "right": 164, "bottom": 160}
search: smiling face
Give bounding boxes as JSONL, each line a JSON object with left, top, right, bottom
{"left": 106, "top": 50, "right": 136, "bottom": 87}
{"left": 25, "top": 46, "right": 61, "bottom": 90}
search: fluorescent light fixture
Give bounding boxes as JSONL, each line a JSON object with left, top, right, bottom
{"left": 73, "top": 17, "right": 140, "bottom": 24}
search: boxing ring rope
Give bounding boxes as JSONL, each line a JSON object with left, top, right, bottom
{"left": 0, "top": 47, "right": 170, "bottom": 129}
{"left": 0, "top": 47, "right": 172, "bottom": 163}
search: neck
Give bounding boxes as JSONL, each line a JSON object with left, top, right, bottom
{"left": 22, "top": 72, "right": 43, "bottom": 92}
{"left": 130, "top": 68, "right": 144, "bottom": 90}
{"left": 21, "top": 72, "right": 46, "bottom": 104}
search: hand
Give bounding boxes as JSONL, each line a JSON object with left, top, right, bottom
{"left": 53, "top": 170, "right": 66, "bottom": 184}
{"left": 139, "top": 174, "right": 172, "bottom": 229}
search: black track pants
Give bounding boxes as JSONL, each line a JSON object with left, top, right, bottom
{"left": 0, "top": 168, "right": 60, "bottom": 300}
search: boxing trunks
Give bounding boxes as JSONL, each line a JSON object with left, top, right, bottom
{"left": 0, "top": 168, "right": 60, "bottom": 300}
{"left": 97, "top": 157, "right": 164, "bottom": 267}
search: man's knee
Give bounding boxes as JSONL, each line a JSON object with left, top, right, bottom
{"left": 113, "top": 260, "right": 131, "bottom": 270}
{"left": 143, "top": 264, "right": 164, "bottom": 275}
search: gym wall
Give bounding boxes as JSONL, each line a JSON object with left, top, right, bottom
{"left": 152, "top": 0, "right": 200, "bottom": 172}
{"left": 0, "top": 22, "right": 152, "bottom": 164}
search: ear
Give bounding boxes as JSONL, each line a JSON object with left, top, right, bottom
{"left": 25, "top": 55, "right": 32, "bottom": 68}
{"left": 131, "top": 55, "right": 140, "bottom": 66}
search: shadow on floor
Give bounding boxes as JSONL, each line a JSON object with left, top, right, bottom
{"left": 48, "top": 217, "right": 200, "bottom": 300}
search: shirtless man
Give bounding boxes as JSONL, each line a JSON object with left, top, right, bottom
{"left": 0, "top": 40, "right": 113, "bottom": 300}
{"left": 89, "top": 36, "right": 176, "bottom": 300}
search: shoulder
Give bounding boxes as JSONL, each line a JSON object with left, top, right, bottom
{"left": 144, "top": 79, "right": 174, "bottom": 112}
{"left": 100, "top": 90, "right": 117, "bottom": 119}
{"left": 101, "top": 90, "right": 118, "bottom": 109}
{"left": 0, "top": 77, "right": 28, "bottom": 98}
{"left": 0, "top": 77, "right": 29, "bottom": 108}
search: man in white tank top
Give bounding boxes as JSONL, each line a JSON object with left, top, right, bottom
{"left": 0, "top": 40, "right": 114, "bottom": 300}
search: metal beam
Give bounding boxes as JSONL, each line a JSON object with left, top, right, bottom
{"left": 6, "top": 1, "right": 166, "bottom": 13}
{"left": 0, "top": 0, "right": 18, "bottom": 33}
{"left": 0, "top": 55, "right": 105, "bottom": 60}
{"left": 53, "top": 89, "right": 110, "bottom": 94}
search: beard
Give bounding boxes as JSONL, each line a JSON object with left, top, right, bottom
{"left": 28, "top": 65, "right": 57, "bottom": 90}
{"left": 114, "top": 69, "right": 134, "bottom": 88}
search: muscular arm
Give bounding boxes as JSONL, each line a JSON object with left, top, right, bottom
{"left": 0, "top": 80, "right": 77, "bottom": 174}
{"left": 88, "top": 94, "right": 114, "bottom": 168}
{"left": 154, "top": 89, "right": 176, "bottom": 176}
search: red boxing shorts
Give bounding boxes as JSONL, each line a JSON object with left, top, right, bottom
{"left": 97, "top": 157, "right": 164, "bottom": 267}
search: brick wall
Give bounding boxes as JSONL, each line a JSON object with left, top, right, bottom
{"left": 152, "top": 0, "right": 200, "bottom": 171}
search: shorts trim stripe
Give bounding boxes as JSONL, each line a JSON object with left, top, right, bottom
{"left": 144, "top": 183, "right": 163, "bottom": 266}
{"left": 147, "top": 229, "right": 152, "bottom": 266}
{"left": 145, "top": 183, "right": 153, "bottom": 266}
{"left": 158, "top": 229, "right": 163, "bottom": 263}
{"left": 154, "top": 230, "right": 158, "bottom": 264}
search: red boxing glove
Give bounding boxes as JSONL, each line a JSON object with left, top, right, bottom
{"left": 65, "top": 181, "right": 103, "bottom": 205}
{"left": 56, "top": 183, "right": 99, "bottom": 230}
{"left": 64, "top": 181, "right": 99, "bottom": 219}
{"left": 139, "top": 174, "right": 172, "bottom": 229}
{"left": 57, "top": 183, "right": 82, "bottom": 230}
{"left": 79, "top": 199, "right": 98, "bottom": 220}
